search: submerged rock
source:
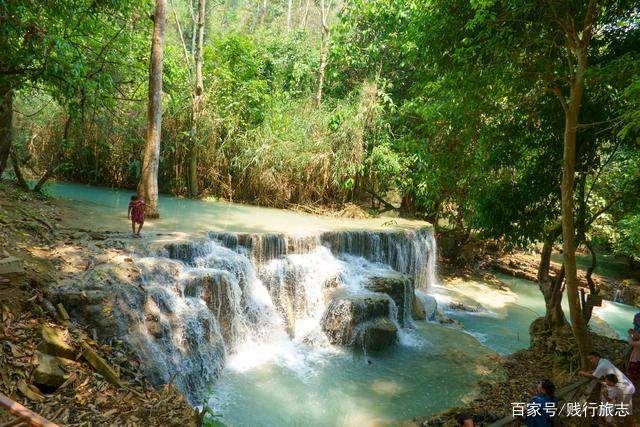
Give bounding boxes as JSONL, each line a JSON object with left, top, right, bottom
{"left": 448, "top": 300, "right": 483, "bottom": 313}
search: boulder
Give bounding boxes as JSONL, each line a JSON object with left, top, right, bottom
{"left": 321, "top": 294, "right": 397, "bottom": 351}
{"left": 411, "top": 296, "right": 426, "bottom": 320}
{"left": 37, "top": 325, "right": 76, "bottom": 360}
{"left": 355, "top": 318, "right": 397, "bottom": 351}
{"left": 34, "top": 351, "right": 69, "bottom": 388}
{"left": 414, "top": 294, "right": 438, "bottom": 321}
{"left": 364, "top": 272, "right": 412, "bottom": 325}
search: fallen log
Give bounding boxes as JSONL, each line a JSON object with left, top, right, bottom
{"left": 0, "top": 393, "right": 59, "bottom": 427}
{"left": 80, "top": 342, "right": 121, "bottom": 387}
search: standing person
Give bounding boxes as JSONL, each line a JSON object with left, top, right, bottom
{"left": 626, "top": 329, "right": 640, "bottom": 386}
{"left": 524, "top": 379, "right": 556, "bottom": 427}
{"left": 633, "top": 312, "right": 640, "bottom": 333}
{"left": 127, "top": 195, "right": 145, "bottom": 237}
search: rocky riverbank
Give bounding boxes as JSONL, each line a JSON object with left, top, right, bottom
{"left": 0, "top": 183, "right": 199, "bottom": 425}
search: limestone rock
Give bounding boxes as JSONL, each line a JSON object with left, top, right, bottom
{"left": 411, "top": 295, "right": 426, "bottom": 320}
{"left": 364, "top": 272, "right": 412, "bottom": 325}
{"left": 0, "top": 256, "right": 24, "bottom": 276}
{"left": 355, "top": 318, "right": 398, "bottom": 351}
{"left": 448, "top": 300, "right": 483, "bottom": 313}
{"left": 420, "top": 294, "right": 438, "bottom": 321}
{"left": 321, "top": 294, "right": 397, "bottom": 351}
{"left": 38, "top": 325, "right": 76, "bottom": 359}
{"left": 34, "top": 351, "right": 69, "bottom": 388}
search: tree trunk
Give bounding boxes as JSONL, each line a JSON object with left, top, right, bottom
{"left": 300, "top": 0, "right": 310, "bottom": 30}
{"left": 286, "top": 0, "right": 292, "bottom": 31}
{"left": 10, "top": 151, "right": 30, "bottom": 191}
{"left": 259, "top": 0, "right": 267, "bottom": 26}
{"left": 187, "top": 0, "right": 205, "bottom": 197}
{"left": 537, "top": 224, "right": 568, "bottom": 329}
{"left": 581, "top": 241, "right": 598, "bottom": 325}
{"left": 138, "top": 0, "right": 167, "bottom": 218}
{"left": 561, "top": 46, "right": 591, "bottom": 369}
{"left": 315, "top": 0, "right": 330, "bottom": 108}
{"left": 0, "top": 83, "right": 13, "bottom": 178}
{"left": 399, "top": 192, "right": 415, "bottom": 218}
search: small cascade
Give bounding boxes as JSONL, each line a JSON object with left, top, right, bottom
{"left": 613, "top": 288, "right": 624, "bottom": 303}
{"left": 69, "top": 226, "right": 437, "bottom": 404}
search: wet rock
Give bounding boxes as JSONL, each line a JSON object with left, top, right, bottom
{"left": 364, "top": 272, "right": 412, "bottom": 325}
{"left": 412, "top": 296, "right": 427, "bottom": 320}
{"left": 165, "top": 242, "right": 198, "bottom": 262}
{"left": 448, "top": 301, "right": 483, "bottom": 313}
{"left": 355, "top": 318, "right": 397, "bottom": 351}
{"left": 37, "top": 325, "right": 76, "bottom": 359}
{"left": 184, "top": 272, "right": 241, "bottom": 345}
{"left": 420, "top": 295, "right": 438, "bottom": 321}
{"left": 145, "top": 315, "right": 169, "bottom": 339}
{"left": 321, "top": 294, "right": 397, "bottom": 351}
{"left": 34, "top": 351, "right": 69, "bottom": 388}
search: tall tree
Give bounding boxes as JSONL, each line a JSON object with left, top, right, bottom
{"left": 139, "top": 0, "right": 168, "bottom": 218}
{"left": 187, "top": 0, "right": 206, "bottom": 196}
{"left": 333, "top": 0, "right": 639, "bottom": 367}
{"left": 556, "top": 0, "right": 598, "bottom": 369}
{"left": 0, "top": 0, "right": 146, "bottom": 179}
{"left": 315, "top": 0, "right": 331, "bottom": 107}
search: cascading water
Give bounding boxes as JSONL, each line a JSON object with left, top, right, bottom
{"left": 85, "top": 227, "right": 437, "bottom": 405}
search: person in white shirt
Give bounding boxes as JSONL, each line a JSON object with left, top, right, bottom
{"left": 578, "top": 351, "right": 635, "bottom": 425}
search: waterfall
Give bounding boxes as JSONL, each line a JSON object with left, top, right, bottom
{"left": 87, "top": 227, "right": 437, "bottom": 404}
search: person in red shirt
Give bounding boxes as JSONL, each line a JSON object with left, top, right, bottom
{"left": 127, "top": 195, "right": 146, "bottom": 237}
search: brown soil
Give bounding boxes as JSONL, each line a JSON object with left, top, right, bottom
{"left": 0, "top": 182, "right": 199, "bottom": 426}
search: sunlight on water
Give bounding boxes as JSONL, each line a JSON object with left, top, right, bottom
{"left": 436, "top": 273, "right": 639, "bottom": 355}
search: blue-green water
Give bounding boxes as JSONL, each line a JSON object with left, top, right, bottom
{"left": 209, "top": 322, "right": 499, "bottom": 426}
{"left": 45, "top": 181, "right": 427, "bottom": 234}
{"left": 41, "top": 182, "right": 638, "bottom": 426}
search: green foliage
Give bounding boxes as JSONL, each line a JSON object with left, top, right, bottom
{"left": 615, "top": 214, "right": 640, "bottom": 263}
{"left": 7, "top": 0, "right": 640, "bottom": 249}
